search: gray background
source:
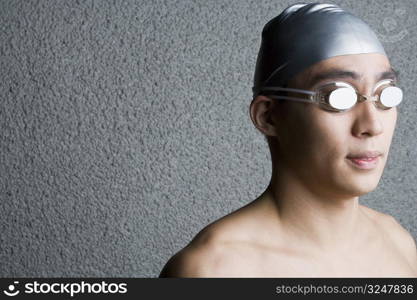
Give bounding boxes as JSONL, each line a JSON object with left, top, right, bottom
{"left": 1, "top": 0, "right": 416, "bottom": 277}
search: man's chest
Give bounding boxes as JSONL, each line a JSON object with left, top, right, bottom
{"left": 227, "top": 243, "right": 417, "bottom": 277}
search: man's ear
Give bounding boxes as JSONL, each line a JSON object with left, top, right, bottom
{"left": 249, "top": 95, "right": 279, "bottom": 137}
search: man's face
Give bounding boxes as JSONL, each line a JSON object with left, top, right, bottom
{"left": 271, "top": 53, "right": 398, "bottom": 198}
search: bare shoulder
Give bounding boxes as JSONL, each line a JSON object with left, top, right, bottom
{"left": 159, "top": 198, "right": 285, "bottom": 277}
{"left": 158, "top": 242, "right": 222, "bottom": 278}
{"left": 379, "top": 213, "right": 417, "bottom": 266}
{"left": 158, "top": 222, "right": 248, "bottom": 278}
{"left": 361, "top": 205, "right": 417, "bottom": 268}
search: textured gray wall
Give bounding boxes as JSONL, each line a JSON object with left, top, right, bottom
{"left": 1, "top": 0, "right": 416, "bottom": 277}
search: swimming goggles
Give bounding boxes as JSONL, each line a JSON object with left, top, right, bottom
{"left": 258, "top": 79, "right": 403, "bottom": 112}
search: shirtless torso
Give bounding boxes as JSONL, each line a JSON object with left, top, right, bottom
{"left": 160, "top": 193, "right": 417, "bottom": 277}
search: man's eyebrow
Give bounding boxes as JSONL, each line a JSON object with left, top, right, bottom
{"left": 378, "top": 67, "right": 400, "bottom": 82}
{"left": 309, "top": 67, "right": 399, "bottom": 86}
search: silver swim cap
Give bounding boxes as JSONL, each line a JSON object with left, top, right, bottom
{"left": 253, "top": 3, "right": 386, "bottom": 97}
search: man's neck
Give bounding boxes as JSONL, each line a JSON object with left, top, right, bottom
{"left": 264, "top": 171, "right": 364, "bottom": 253}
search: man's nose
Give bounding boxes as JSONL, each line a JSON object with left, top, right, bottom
{"left": 351, "top": 100, "right": 384, "bottom": 138}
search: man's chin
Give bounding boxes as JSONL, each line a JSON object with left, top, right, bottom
{"left": 339, "top": 162, "right": 385, "bottom": 195}
{"left": 340, "top": 177, "right": 381, "bottom": 197}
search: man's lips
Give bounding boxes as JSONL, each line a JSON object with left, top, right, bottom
{"left": 346, "top": 151, "right": 382, "bottom": 159}
{"left": 346, "top": 151, "right": 382, "bottom": 169}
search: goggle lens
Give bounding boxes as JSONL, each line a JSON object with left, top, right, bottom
{"left": 325, "top": 83, "right": 403, "bottom": 111}
{"left": 379, "top": 86, "right": 403, "bottom": 108}
{"left": 328, "top": 87, "right": 357, "bottom": 110}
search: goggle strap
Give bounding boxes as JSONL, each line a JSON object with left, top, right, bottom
{"left": 268, "top": 95, "right": 314, "bottom": 104}
{"left": 259, "top": 86, "right": 315, "bottom": 95}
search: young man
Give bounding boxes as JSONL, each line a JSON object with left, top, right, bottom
{"left": 159, "top": 3, "right": 417, "bottom": 277}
